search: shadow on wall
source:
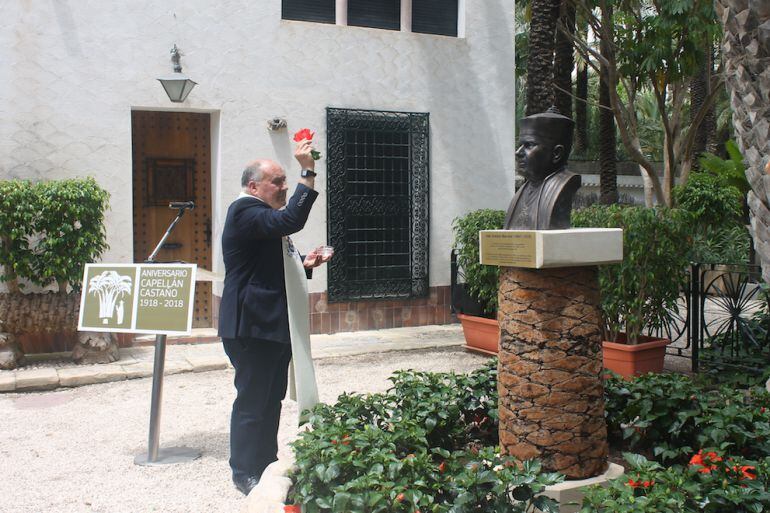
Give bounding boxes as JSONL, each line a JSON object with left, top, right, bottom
{"left": 269, "top": 128, "right": 296, "bottom": 171}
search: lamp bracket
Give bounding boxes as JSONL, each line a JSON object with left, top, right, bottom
{"left": 170, "top": 44, "right": 183, "bottom": 73}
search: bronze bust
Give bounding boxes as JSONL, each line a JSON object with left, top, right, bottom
{"left": 504, "top": 108, "right": 581, "bottom": 230}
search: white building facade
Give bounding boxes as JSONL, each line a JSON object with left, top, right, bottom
{"left": 2, "top": 0, "right": 515, "bottom": 333}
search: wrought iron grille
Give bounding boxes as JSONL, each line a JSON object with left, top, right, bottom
{"left": 643, "top": 263, "right": 769, "bottom": 373}
{"left": 326, "top": 108, "right": 429, "bottom": 301}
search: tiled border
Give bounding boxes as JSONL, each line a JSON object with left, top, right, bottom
{"left": 308, "top": 285, "right": 456, "bottom": 334}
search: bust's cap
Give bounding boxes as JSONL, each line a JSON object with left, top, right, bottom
{"left": 518, "top": 106, "right": 575, "bottom": 147}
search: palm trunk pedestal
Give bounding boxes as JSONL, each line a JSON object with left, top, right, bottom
{"left": 498, "top": 266, "right": 608, "bottom": 479}
{"left": 481, "top": 227, "right": 625, "bottom": 510}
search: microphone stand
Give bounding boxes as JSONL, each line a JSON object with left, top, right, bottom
{"left": 135, "top": 202, "right": 200, "bottom": 466}
{"left": 146, "top": 204, "right": 191, "bottom": 263}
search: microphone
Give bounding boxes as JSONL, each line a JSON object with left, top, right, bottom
{"left": 169, "top": 201, "right": 195, "bottom": 210}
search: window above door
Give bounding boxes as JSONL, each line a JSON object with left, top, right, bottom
{"left": 282, "top": 0, "right": 460, "bottom": 37}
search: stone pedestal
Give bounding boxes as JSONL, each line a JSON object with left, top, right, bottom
{"left": 497, "top": 266, "right": 608, "bottom": 479}
{"left": 539, "top": 463, "right": 624, "bottom": 513}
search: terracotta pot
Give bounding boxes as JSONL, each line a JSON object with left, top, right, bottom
{"left": 457, "top": 313, "right": 499, "bottom": 355}
{"left": 602, "top": 334, "right": 670, "bottom": 378}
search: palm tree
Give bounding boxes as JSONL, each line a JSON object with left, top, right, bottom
{"left": 553, "top": 2, "right": 575, "bottom": 119}
{"left": 717, "top": 1, "right": 770, "bottom": 280}
{"left": 598, "top": 3, "right": 617, "bottom": 204}
{"left": 573, "top": 14, "right": 589, "bottom": 156}
{"left": 526, "top": 0, "right": 560, "bottom": 115}
{"left": 690, "top": 41, "right": 717, "bottom": 171}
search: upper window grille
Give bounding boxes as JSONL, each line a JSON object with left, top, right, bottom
{"left": 281, "top": 0, "right": 460, "bottom": 37}
{"left": 282, "top": 0, "right": 335, "bottom": 24}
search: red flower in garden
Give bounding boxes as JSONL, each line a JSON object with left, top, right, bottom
{"left": 689, "top": 450, "right": 722, "bottom": 473}
{"left": 396, "top": 493, "right": 406, "bottom": 502}
{"left": 293, "top": 128, "right": 314, "bottom": 142}
{"left": 732, "top": 465, "right": 757, "bottom": 480}
{"left": 762, "top": 407, "right": 767, "bottom": 414}
{"left": 284, "top": 505, "right": 301, "bottom": 513}
{"left": 627, "top": 478, "right": 654, "bottom": 488}
{"left": 438, "top": 461, "right": 447, "bottom": 473}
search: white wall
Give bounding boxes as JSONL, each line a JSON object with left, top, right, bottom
{"left": 1, "top": 0, "right": 515, "bottom": 293}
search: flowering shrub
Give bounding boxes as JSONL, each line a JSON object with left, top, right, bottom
{"left": 604, "top": 372, "right": 770, "bottom": 463}
{"left": 288, "top": 361, "right": 563, "bottom": 512}
{"left": 581, "top": 452, "right": 770, "bottom": 513}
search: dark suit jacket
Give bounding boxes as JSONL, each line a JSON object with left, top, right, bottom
{"left": 218, "top": 184, "right": 319, "bottom": 343}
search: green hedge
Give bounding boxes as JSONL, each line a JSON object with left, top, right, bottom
{"left": 0, "top": 178, "right": 109, "bottom": 292}
{"left": 289, "top": 361, "right": 563, "bottom": 513}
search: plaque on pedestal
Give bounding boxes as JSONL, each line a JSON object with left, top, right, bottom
{"left": 479, "top": 228, "right": 622, "bottom": 268}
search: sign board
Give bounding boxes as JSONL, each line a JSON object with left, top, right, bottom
{"left": 479, "top": 229, "right": 624, "bottom": 269}
{"left": 479, "top": 231, "right": 537, "bottom": 267}
{"left": 78, "top": 263, "right": 196, "bottom": 335}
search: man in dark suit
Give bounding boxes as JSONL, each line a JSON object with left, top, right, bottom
{"left": 218, "top": 140, "right": 330, "bottom": 495}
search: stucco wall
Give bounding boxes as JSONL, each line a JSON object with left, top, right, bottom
{"left": 1, "top": 0, "right": 515, "bottom": 294}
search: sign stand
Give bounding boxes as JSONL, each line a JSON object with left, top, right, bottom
{"left": 134, "top": 202, "right": 201, "bottom": 466}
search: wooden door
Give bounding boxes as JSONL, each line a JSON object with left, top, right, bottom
{"left": 131, "top": 111, "right": 213, "bottom": 328}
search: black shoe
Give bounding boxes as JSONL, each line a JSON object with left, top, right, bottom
{"left": 233, "top": 475, "right": 260, "bottom": 496}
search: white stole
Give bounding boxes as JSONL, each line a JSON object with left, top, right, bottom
{"left": 282, "top": 236, "right": 319, "bottom": 424}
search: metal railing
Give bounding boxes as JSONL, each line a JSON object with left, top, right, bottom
{"left": 451, "top": 249, "right": 770, "bottom": 374}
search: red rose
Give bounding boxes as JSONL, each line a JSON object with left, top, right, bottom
{"left": 438, "top": 461, "right": 447, "bottom": 473}
{"left": 284, "top": 505, "right": 301, "bottom": 513}
{"left": 293, "top": 128, "right": 314, "bottom": 142}
{"left": 396, "top": 493, "right": 405, "bottom": 502}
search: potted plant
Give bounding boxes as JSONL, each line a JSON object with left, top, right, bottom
{"left": 452, "top": 209, "right": 505, "bottom": 354}
{"left": 0, "top": 178, "right": 114, "bottom": 368}
{"left": 573, "top": 205, "right": 692, "bottom": 377}
{"left": 673, "top": 162, "right": 752, "bottom": 293}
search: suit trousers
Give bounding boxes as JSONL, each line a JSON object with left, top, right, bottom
{"left": 222, "top": 337, "right": 292, "bottom": 480}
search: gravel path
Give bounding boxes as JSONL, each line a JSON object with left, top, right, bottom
{"left": 1, "top": 346, "right": 490, "bottom": 513}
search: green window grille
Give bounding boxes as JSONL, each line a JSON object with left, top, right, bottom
{"left": 326, "top": 108, "right": 430, "bottom": 301}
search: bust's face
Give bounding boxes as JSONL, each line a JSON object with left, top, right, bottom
{"left": 515, "top": 134, "right": 556, "bottom": 182}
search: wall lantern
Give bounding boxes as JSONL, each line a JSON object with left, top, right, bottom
{"left": 157, "top": 45, "right": 197, "bottom": 103}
